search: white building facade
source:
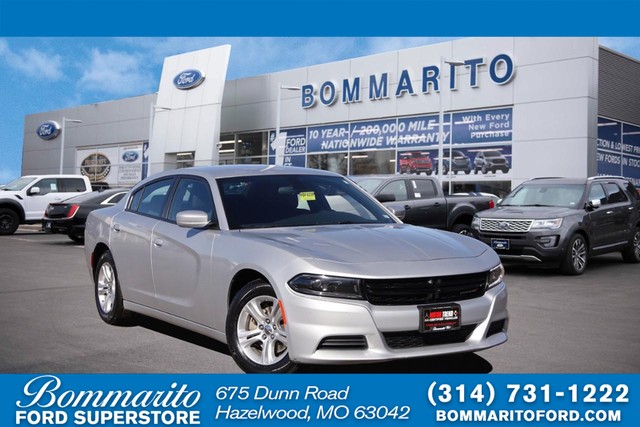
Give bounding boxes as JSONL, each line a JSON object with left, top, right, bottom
{"left": 22, "top": 37, "right": 640, "bottom": 197}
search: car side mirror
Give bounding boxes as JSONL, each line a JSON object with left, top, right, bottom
{"left": 176, "top": 210, "right": 211, "bottom": 229}
{"left": 386, "top": 204, "right": 406, "bottom": 221}
{"left": 376, "top": 193, "right": 396, "bottom": 203}
{"left": 587, "top": 199, "right": 601, "bottom": 211}
{"left": 28, "top": 186, "right": 40, "bottom": 195}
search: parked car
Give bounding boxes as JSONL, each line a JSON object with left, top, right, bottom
{"left": 43, "top": 188, "right": 128, "bottom": 243}
{"left": 0, "top": 174, "right": 93, "bottom": 235}
{"left": 473, "top": 150, "right": 510, "bottom": 174}
{"left": 471, "top": 176, "right": 640, "bottom": 275}
{"left": 85, "top": 165, "right": 508, "bottom": 373}
{"left": 351, "top": 175, "right": 495, "bottom": 235}
{"left": 399, "top": 151, "right": 433, "bottom": 175}
{"left": 435, "top": 149, "right": 472, "bottom": 175}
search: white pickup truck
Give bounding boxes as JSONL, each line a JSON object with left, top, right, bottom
{"left": 0, "top": 174, "right": 92, "bottom": 235}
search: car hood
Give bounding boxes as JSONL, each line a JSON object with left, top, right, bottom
{"left": 237, "top": 223, "right": 487, "bottom": 264}
{"left": 479, "top": 205, "right": 579, "bottom": 219}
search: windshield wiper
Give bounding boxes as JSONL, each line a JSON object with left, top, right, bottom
{"left": 519, "top": 204, "right": 555, "bottom": 207}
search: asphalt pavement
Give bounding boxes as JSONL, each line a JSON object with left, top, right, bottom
{"left": 1, "top": 228, "right": 638, "bottom": 373}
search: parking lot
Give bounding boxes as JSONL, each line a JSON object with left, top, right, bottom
{"left": 1, "top": 228, "right": 638, "bottom": 374}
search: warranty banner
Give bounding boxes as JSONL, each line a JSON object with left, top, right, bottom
{"left": 1, "top": 374, "right": 637, "bottom": 426}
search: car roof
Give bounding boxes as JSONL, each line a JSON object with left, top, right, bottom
{"left": 141, "top": 165, "right": 338, "bottom": 182}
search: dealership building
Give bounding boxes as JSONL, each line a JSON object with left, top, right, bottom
{"left": 22, "top": 37, "right": 640, "bottom": 197}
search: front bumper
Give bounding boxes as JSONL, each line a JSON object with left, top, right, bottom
{"left": 282, "top": 282, "right": 508, "bottom": 364}
{"left": 472, "top": 228, "right": 567, "bottom": 265}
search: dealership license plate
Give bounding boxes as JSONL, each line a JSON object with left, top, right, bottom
{"left": 491, "top": 238, "right": 510, "bottom": 250}
{"left": 419, "top": 304, "right": 461, "bottom": 332}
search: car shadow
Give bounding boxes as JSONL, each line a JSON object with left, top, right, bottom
{"left": 503, "top": 253, "right": 626, "bottom": 276}
{"left": 297, "top": 352, "right": 493, "bottom": 373}
{"left": 132, "top": 314, "right": 231, "bottom": 356}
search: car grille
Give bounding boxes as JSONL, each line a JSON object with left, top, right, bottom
{"left": 480, "top": 218, "right": 533, "bottom": 233}
{"left": 383, "top": 325, "right": 477, "bottom": 349}
{"left": 317, "top": 336, "right": 368, "bottom": 350}
{"left": 362, "top": 272, "right": 487, "bottom": 306}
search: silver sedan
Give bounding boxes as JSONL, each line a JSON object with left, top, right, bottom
{"left": 84, "top": 165, "right": 508, "bottom": 373}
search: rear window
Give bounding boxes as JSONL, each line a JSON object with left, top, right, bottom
{"left": 60, "top": 178, "right": 87, "bottom": 192}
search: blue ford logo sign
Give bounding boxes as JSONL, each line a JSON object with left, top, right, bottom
{"left": 36, "top": 121, "right": 61, "bottom": 140}
{"left": 173, "top": 69, "right": 205, "bottom": 90}
{"left": 122, "top": 151, "right": 139, "bottom": 163}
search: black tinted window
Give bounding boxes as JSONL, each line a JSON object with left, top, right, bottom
{"left": 604, "top": 183, "right": 628, "bottom": 204}
{"left": 168, "top": 178, "right": 215, "bottom": 222}
{"left": 128, "top": 188, "right": 143, "bottom": 211}
{"left": 60, "top": 178, "right": 87, "bottom": 192}
{"left": 411, "top": 179, "right": 437, "bottom": 199}
{"left": 136, "top": 179, "right": 174, "bottom": 217}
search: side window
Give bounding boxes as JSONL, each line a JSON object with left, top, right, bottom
{"left": 168, "top": 178, "right": 216, "bottom": 222}
{"left": 411, "top": 179, "right": 437, "bottom": 199}
{"left": 128, "top": 188, "right": 143, "bottom": 211}
{"left": 604, "top": 183, "right": 628, "bottom": 204}
{"left": 32, "top": 178, "right": 59, "bottom": 196}
{"left": 60, "top": 178, "right": 87, "bottom": 192}
{"left": 588, "top": 184, "right": 607, "bottom": 205}
{"left": 104, "top": 192, "right": 126, "bottom": 205}
{"left": 136, "top": 179, "right": 174, "bottom": 218}
{"left": 379, "top": 180, "right": 409, "bottom": 202}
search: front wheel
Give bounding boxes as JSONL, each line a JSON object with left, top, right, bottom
{"left": 561, "top": 234, "right": 588, "bottom": 275}
{"left": 621, "top": 228, "right": 640, "bottom": 263}
{"left": 0, "top": 208, "right": 19, "bottom": 235}
{"left": 226, "top": 280, "right": 296, "bottom": 373}
{"left": 94, "top": 251, "right": 132, "bottom": 325}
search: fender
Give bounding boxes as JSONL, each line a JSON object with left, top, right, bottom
{"left": 0, "top": 197, "right": 26, "bottom": 222}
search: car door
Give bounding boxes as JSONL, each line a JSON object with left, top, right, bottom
{"left": 378, "top": 179, "right": 416, "bottom": 222}
{"left": 110, "top": 177, "right": 174, "bottom": 308}
{"left": 23, "top": 178, "right": 67, "bottom": 219}
{"left": 151, "top": 176, "right": 218, "bottom": 327}
{"left": 585, "top": 183, "right": 615, "bottom": 250}
{"left": 408, "top": 178, "right": 448, "bottom": 229}
{"left": 603, "top": 182, "right": 632, "bottom": 245}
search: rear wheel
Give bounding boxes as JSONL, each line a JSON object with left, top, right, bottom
{"left": 69, "top": 234, "right": 84, "bottom": 244}
{"left": 621, "top": 228, "right": 640, "bottom": 263}
{"left": 561, "top": 234, "right": 588, "bottom": 275}
{"left": 451, "top": 223, "right": 472, "bottom": 236}
{"left": 0, "top": 208, "right": 19, "bottom": 235}
{"left": 226, "top": 280, "right": 296, "bottom": 373}
{"left": 94, "top": 251, "right": 131, "bottom": 325}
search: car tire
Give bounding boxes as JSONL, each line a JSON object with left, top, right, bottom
{"left": 464, "top": 169, "right": 471, "bottom": 175}
{"left": 481, "top": 165, "right": 488, "bottom": 174}
{"left": 69, "top": 234, "right": 84, "bottom": 244}
{"left": 0, "top": 208, "right": 19, "bottom": 236}
{"left": 226, "top": 280, "right": 296, "bottom": 373}
{"left": 560, "top": 234, "right": 588, "bottom": 275}
{"left": 451, "top": 223, "right": 472, "bottom": 236}
{"left": 474, "top": 167, "right": 479, "bottom": 174}
{"left": 94, "top": 251, "right": 132, "bottom": 325}
{"left": 621, "top": 227, "right": 640, "bottom": 263}
{"left": 426, "top": 170, "right": 433, "bottom": 176}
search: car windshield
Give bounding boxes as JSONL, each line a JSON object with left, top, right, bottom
{"left": 218, "top": 174, "right": 396, "bottom": 230}
{"left": 484, "top": 151, "right": 502, "bottom": 157}
{"left": 501, "top": 184, "right": 586, "bottom": 208}
{"left": 2, "top": 177, "right": 36, "bottom": 191}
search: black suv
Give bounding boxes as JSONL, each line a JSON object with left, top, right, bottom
{"left": 471, "top": 176, "right": 640, "bottom": 274}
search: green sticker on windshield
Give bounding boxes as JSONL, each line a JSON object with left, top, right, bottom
{"left": 299, "top": 191, "right": 316, "bottom": 201}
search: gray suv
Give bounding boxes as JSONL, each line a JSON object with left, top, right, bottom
{"left": 472, "top": 176, "right": 640, "bottom": 274}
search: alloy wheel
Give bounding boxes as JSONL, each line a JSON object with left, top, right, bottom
{"left": 236, "top": 295, "right": 288, "bottom": 366}
{"left": 97, "top": 262, "right": 116, "bottom": 314}
{"left": 571, "top": 237, "right": 587, "bottom": 272}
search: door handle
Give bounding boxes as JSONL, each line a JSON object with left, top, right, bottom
{"left": 112, "top": 224, "right": 121, "bottom": 232}
{"left": 605, "top": 211, "right": 614, "bottom": 215}
{"left": 404, "top": 205, "right": 412, "bottom": 210}
{"left": 153, "top": 238, "right": 164, "bottom": 247}
{"left": 629, "top": 207, "right": 635, "bottom": 211}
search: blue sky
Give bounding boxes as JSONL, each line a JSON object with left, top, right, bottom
{"left": 1, "top": 37, "right": 639, "bottom": 184}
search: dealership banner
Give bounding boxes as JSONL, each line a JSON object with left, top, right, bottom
{"left": 597, "top": 117, "right": 640, "bottom": 186}
{"left": 0, "top": 374, "right": 637, "bottom": 426}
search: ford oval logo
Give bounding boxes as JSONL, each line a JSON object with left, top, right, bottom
{"left": 173, "top": 69, "right": 205, "bottom": 90}
{"left": 36, "top": 121, "right": 61, "bottom": 140}
{"left": 122, "top": 151, "right": 139, "bottom": 163}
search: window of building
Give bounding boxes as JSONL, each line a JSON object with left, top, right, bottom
{"left": 349, "top": 150, "right": 395, "bottom": 175}
{"left": 176, "top": 152, "right": 195, "bottom": 169}
{"left": 308, "top": 153, "right": 348, "bottom": 175}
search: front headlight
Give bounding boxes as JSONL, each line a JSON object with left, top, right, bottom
{"left": 531, "top": 218, "right": 563, "bottom": 230}
{"left": 288, "top": 274, "right": 363, "bottom": 300}
{"left": 486, "top": 264, "right": 504, "bottom": 290}
{"left": 471, "top": 216, "right": 481, "bottom": 229}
